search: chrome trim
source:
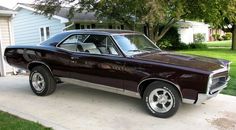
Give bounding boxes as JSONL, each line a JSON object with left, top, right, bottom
{"left": 195, "top": 77, "right": 230, "bottom": 104}
{"left": 228, "top": 61, "right": 232, "bottom": 71}
{"left": 182, "top": 98, "right": 195, "bottom": 104}
{"left": 55, "top": 33, "right": 80, "bottom": 47}
{"left": 206, "top": 66, "right": 229, "bottom": 95}
{"left": 209, "top": 77, "right": 229, "bottom": 95}
{"left": 195, "top": 92, "right": 219, "bottom": 105}
{"left": 60, "top": 77, "right": 141, "bottom": 99}
{"left": 211, "top": 66, "right": 228, "bottom": 75}
{"left": 27, "top": 61, "right": 53, "bottom": 75}
{"left": 137, "top": 78, "right": 183, "bottom": 98}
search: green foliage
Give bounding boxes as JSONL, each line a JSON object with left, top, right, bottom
{"left": 222, "top": 33, "right": 232, "bottom": 40}
{"left": 172, "top": 42, "right": 189, "bottom": 50}
{"left": 158, "top": 40, "right": 173, "bottom": 49}
{"left": 33, "top": 0, "right": 208, "bottom": 43}
{"left": 157, "top": 26, "right": 183, "bottom": 50}
{"left": 212, "top": 34, "right": 221, "bottom": 40}
{"left": 193, "top": 33, "right": 205, "bottom": 43}
{"left": 189, "top": 43, "right": 208, "bottom": 49}
{"left": 204, "top": 40, "right": 231, "bottom": 48}
{"left": 33, "top": 0, "right": 236, "bottom": 49}
{"left": 0, "top": 111, "right": 51, "bottom": 130}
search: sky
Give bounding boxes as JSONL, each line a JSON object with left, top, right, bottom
{"left": 0, "top": 0, "right": 34, "bottom": 9}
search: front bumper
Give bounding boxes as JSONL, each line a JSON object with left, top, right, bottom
{"left": 195, "top": 82, "right": 228, "bottom": 104}
{"left": 183, "top": 76, "right": 229, "bottom": 104}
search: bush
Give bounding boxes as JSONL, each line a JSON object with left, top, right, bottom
{"left": 193, "top": 33, "right": 205, "bottom": 43}
{"left": 189, "top": 43, "right": 208, "bottom": 49}
{"left": 172, "top": 42, "right": 189, "bottom": 50}
{"left": 158, "top": 40, "right": 172, "bottom": 49}
{"left": 222, "top": 33, "right": 232, "bottom": 40}
{"left": 157, "top": 26, "right": 182, "bottom": 50}
{"left": 212, "top": 34, "right": 221, "bottom": 40}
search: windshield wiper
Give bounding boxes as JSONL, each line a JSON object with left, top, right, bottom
{"left": 142, "top": 47, "right": 158, "bottom": 51}
{"left": 128, "top": 49, "right": 142, "bottom": 52}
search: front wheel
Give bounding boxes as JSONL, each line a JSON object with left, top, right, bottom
{"left": 29, "top": 66, "right": 56, "bottom": 96}
{"left": 143, "top": 81, "right": 181, "bottom": 118}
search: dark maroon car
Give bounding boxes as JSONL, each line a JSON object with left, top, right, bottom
{"left": 4, "top": 29, "right": 231, "bottom": 118}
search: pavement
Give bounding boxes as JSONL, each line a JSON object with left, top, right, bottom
{"left": 0, "top": 75, "right": 236, "bottom": 130}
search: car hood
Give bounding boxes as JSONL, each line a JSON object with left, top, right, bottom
{"left": 133, "top": 51, "right": 230, "bottom": 72}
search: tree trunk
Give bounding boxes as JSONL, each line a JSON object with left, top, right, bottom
{"left": 154, "top": 18, "right": 176, "bottom": 42}
{"left": 232, "top": 24, "right": 236, "bottom": 50}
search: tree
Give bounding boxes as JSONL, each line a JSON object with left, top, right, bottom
{"left": 34, "top": 0, "right": 236, "bottom": 49}
{"left": 34, "top": 0, "right": 189, "bottom": 43}
{"left": 185, "top": 0, "right": 236, "bottom": 50}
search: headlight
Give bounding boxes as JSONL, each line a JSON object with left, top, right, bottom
{"left": 206, "top": 74, "right": 213, "bottom": 94}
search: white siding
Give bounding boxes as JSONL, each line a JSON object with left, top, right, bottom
{"left": 0, "top": 17, "right": 11, "bottom": 45}
{"left": 13, "top": 8, "right": 65, "bottom": 45}
{"left": 192, "top": 25, "right": 209, "bottom": 42}
{"left": 0, "top": 16, "right": 13, "bottom": 75}
{"left": 178, "top": 27, "right": 194, "bottom": 44}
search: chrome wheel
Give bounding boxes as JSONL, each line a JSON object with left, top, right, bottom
{"left": 31, "top": 72, "right": 45, "bottom": 92}
{"left": 148, "top": 88, "right": 174, "bottom": 113}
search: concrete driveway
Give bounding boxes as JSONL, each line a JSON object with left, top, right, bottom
{"left": 0, "top": 75, "right": 236, "bottom": 130}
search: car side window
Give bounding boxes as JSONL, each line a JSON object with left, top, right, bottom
{"left": 83, "top": 35, "right": 120, "bottom": 56}
{"left": 59, "top": 34, "right": 88, "bottom": 52}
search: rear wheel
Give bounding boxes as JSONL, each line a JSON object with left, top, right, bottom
{"left": 29, "top": 66, "right": 56, "bottom": 96}
{"left": 143, "top": 81, "right": 181, "bottom": 118}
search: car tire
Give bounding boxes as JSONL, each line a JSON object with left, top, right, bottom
{"left": 29, "top": 66, "right": 56, "bottom": 96}
{"left": 143, "top": 81, "right": 181, "bottom": 118}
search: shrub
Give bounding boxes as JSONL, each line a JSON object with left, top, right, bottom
{"left": 158, "top": 40, "right": 172, "bottom": 49}
{"left": 222, "top": 33, "right": 232, "bottom": 40}
{"left": 193, "top": 33, "right": 205, "bottom": 43}
{"left": 157, "top": 25, "right": 182, "bottom": 50}
{"left": 189, "top": 43, "right": 208, "bottom": 49}
{"left": 212, "top": 34, "right": 220, "bottom": 40}
{"left": 172, "top": 42, "right": 189, "bottom": 50}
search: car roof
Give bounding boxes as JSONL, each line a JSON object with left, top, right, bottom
{"left": 65, "top": 29, "right": 139, "bottom": 35}
{"left": 41, "top": 29, "right": 141, "bottom": 46}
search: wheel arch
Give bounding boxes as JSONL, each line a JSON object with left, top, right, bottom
{"left": 27, "top": 61, "right": 53, "bottom": 75}
{"left": 137, "top": 78, "right": 183, "bottom": 99}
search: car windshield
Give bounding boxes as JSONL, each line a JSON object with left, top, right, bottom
{"left": 113, "top": 34, "right": 160, "bottom": 56}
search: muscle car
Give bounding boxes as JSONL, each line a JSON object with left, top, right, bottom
{"left": 4, "top": 29, "right": 231, "bottom": 118}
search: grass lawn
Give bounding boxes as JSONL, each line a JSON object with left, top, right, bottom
{"left": 203, "top": 40, "right": 231, "bottom": 48}
{"left": 178, "top": 48, "right": 236, "bottom": 96}
{"left": 0, "top": 111, "right": 51, "bottom": 130}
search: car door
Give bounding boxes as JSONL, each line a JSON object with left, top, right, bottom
{"left": 59, "top": 34, "right": 125, "bottom": 89}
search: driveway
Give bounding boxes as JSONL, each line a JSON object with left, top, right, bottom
{"left": 0, "top": 75, "right": 236, "bottom": 130}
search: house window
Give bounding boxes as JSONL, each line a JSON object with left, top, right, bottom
{"left": 81, "top": 25, "right": 85, "bottom": 29}
{"left": 91, "top": 24, "right": 96, "bottom": 29}
{"left": 40, "top": 27, "right": 50, "bottom": 42}
{"left": 87, "top": 25, "right": 91, "bottom": 29}
{"left": 121, "top": 25, "right": 124, "bottom": 30}
{"left": 75, "top": 23, "right": 96, "bottom": 29}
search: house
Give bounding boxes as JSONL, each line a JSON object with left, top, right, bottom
{"left": 0, "top": 5, "right": 15, "bottom": 76}
{"left": 177, "top": 20, "right": 210, "bottom": 44}
{"left": 13, "top": 3, "right": 126, "bottom": 45}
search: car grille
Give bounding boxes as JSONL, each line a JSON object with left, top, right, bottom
{"left": 209, "top": 71, "right": 229, "bottom": 95}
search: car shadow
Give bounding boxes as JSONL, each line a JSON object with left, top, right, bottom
{"left": 52, "top": 83, "right": 201, "bottom": 117}
{"left": 55, "top": 83, "right": 147, "bottom": 114}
